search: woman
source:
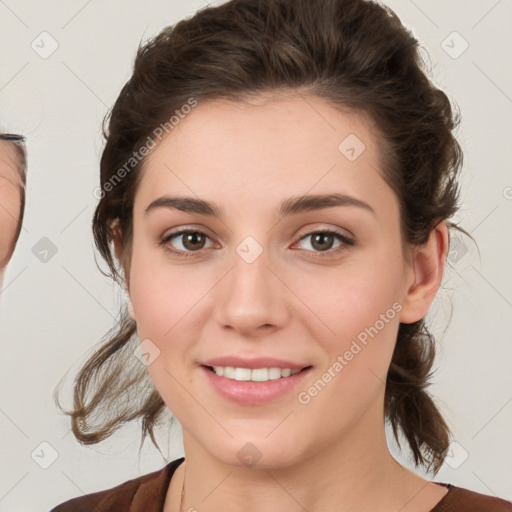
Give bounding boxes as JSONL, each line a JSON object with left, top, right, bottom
{"left": 51, "top": 0, "right": 512, "bottom": 510}
{"left": 0, "top": 133, "right": 26, "bottom": 291}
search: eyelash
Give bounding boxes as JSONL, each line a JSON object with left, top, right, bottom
{"left": 158, "top": 228, "right": 355, "bottom": 259}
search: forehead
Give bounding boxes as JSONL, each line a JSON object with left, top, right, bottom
{"left": 134, "top": 94, "right": 396, "bottom": 220}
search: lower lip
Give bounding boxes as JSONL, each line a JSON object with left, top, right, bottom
{"left": 200, "top": 365, "right": 313, "bottom": 405}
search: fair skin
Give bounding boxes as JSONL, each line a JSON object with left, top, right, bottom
{"left": 113, "top": 92, "right": 450, "bottom": 512}
{"left": 0, "top": 141, "right": 23, "bottom": 287}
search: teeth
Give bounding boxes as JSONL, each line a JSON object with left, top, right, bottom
{"left": 211, "top": 366, "right": 301, "bottom": 381}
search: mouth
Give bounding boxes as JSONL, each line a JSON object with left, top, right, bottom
{"left": 202, "top": 364, "right": 313, "bottom": 381}
{"left": 200, "top": 364, "right": 314, "bottom": 405}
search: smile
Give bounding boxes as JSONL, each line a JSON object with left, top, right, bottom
{"left": 207, "top": 365, "right": 304, "bottom": 381}
{"left": 201, "top": 365, "right": 313, "bottom": 405}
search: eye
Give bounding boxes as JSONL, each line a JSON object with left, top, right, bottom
{"left": 159, "top": 227, "right": 355, "bottom": 259}
{"left": 293, "top": 229, "right": 355, "bottom": 257}
{"left": 159, "top": 229, "right": 215, "bottom": 258}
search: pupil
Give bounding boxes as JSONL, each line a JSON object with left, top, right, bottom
{"left": 313, "top": 233, "right": 333, "bottom": 251}
{"left": 184, "top": 232, "right": 204, "bottom": 250}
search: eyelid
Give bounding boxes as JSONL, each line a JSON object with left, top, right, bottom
{"left": 160, "top": 224, "right": 216, "bottom": 241}
{"left": 294, "top": 223, "right": 353, "bottom": 241}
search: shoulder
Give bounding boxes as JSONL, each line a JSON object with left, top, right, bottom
{"left": 433, "top": 484, "right": 512, "bottom": 512}
{"left": 49, "top": 457, "right": 184, "bottom": 512}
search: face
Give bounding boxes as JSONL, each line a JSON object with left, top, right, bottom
{"left": 0, "top": 142, "right": 23, "bottom": 273}
{"left": 126, "top": 93, "right": 416, "bottom": 468}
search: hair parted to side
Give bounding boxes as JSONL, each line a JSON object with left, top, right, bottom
{"left": 53, "top": 0, "right": 474, "bottom": 474}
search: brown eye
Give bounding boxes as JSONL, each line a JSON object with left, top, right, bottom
{"left": 310, "top": 232, "right": 336, "bottom": 251}
{"left": 180, "top": 231, "right": 207, "bottom": 251}
{"left": 159, "top": 229, "right": 214, "bottom": 258}
{"left": 159, "top": 228, "right": 355, "bottom": 260}
{"left": 295, "top": 229, "right": 355, "bottom": 257}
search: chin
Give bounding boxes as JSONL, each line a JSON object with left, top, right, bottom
{"left": 207, "top": 435, "right": 306, "bottom": 470}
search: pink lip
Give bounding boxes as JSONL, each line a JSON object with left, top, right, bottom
{"left": 201, "top": 356, "right": 309, "bottom": 370}
{"left": 200, "top": 365, "right": 313, "bottom": 406}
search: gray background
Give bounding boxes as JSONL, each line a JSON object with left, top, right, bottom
{"left": 0, "top": 0, "right": 511, "bottom": 510}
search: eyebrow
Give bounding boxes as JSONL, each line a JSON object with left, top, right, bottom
{"left": 0, "top": 134, "right": 25, "bottom": 142}
{"left": 145, "top": 193, "right": 376, "bottom": 219}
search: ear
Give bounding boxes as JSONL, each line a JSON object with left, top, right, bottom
{"left": 399, "top": 220, "right": 449, "bottom": 324}
{"left": 111, "top": 219, "right": 130, "bottom": 290}
{"left": 111, "top": 219, "right": 124, "bottom": 262}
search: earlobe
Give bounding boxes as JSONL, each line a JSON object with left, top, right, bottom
{"left": 399, "top": 220, "right": 449, "bottom": 324}
{"left": 127, "top": 297, "right": 136, "bottom": 320}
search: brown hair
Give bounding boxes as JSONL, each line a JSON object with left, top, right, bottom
{"left": 54, "top": 0, "right": 474, "bottom": 474}
{"left": 0, "top": 133, "right": 27, "bottom": 257}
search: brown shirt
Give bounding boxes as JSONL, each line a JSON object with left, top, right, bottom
{"left": 50, "top": 456, "right": 512, "bottom": 512}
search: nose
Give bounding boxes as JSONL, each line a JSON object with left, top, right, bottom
{"left": 213, "top": 244, "right": 291, "bottom": 337}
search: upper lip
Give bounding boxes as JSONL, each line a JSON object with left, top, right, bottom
{"left": 201, "top": 356, "right": 311, "bottom": 370}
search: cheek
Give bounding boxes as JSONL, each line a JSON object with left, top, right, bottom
{"left": 128, "top": 259, "right": 197, "bottom": 413}
{"left": 128, "top": 243, "right": 214, "bottom": 353}
{"left": 299, "top": 256, "right": 402, "bottom": 336}
{"left": 290, "top": 267, "right": 402, "bottom": 432}
{"left": 129, "top": 269, "right": 183, "bottom": 341}
{"left": 294, "top": 256, "right": 404, "bottom": 384}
